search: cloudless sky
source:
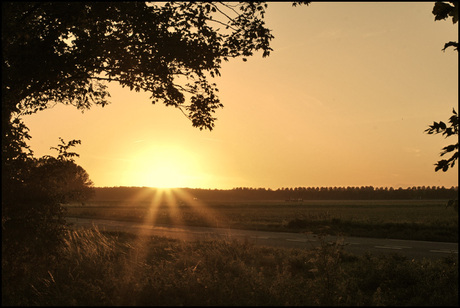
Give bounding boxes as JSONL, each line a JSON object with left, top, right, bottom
{"left": 23, "top": 2, "right": 458, "bottom": 189}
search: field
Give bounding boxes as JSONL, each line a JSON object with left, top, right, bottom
{"left": 65, "top": 198, "right": 459, "bottom": 242}
{"left": 4, "top": 197, "right": 458, "bottom": 305}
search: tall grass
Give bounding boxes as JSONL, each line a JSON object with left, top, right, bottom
{"left": 3, "top": 228, "right": 457, "bottom": 306}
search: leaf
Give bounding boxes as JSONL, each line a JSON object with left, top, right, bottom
{"left": 444, "top": 127, "right": 453, "bottom": 136}
{"left": 433, "top": 2, "right": 455, "bottom": 21}
{"left": 449, "top": 1, "right": 459, "bottom": 24}
{"left": 442, "top": 41, "right": 458, "bottom": 51}
{"left": 440, "top": 144, "right": 456, "bottom": 156}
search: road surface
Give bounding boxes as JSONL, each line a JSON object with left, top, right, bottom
{"left": 66, "top": 217, "right": 458, "bottom": 260}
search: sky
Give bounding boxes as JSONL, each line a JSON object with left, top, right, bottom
{"left": 23, "top": 2, "right": 458, "bottom": 189}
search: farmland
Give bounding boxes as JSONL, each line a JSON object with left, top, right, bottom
{"left": 4, "top": 188, "right": 458, "bottom": 306}
{"left": 65, "top": 190, "right": 458, "bottom": 242}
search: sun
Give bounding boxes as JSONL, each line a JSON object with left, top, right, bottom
{"left": 128, "top": 144, "right": 204, "bottom": 188}
{"left": 142, "top": 160, "right": 189, "bottom": 188}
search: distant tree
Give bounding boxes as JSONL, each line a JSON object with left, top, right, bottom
{"left": 426, "top": 2, "right": 459, "bottom": 172}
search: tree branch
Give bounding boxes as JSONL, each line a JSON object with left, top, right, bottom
{"left": 217, "top": 2, "right": 240, "bottom": 16}
{"left": 210, "top": 2, "right": 237, "bottom": 23}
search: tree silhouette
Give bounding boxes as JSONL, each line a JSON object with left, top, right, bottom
{"left": 432, "top": 1, "right": 458, "bottom": 51}
{"left": 0, "top": 1, "right": 291, "bottom": 262}
{"left": 2, "top": 2, "right": 277, "bottom": 134}
{"left": 2, "top": 137, "right": 94, "bottom": 259}
{"left": 426, "top": 1, "right": 459, "bottom": 172}
{"left": 425, "top": 109, "right": 459, "bottom": 171}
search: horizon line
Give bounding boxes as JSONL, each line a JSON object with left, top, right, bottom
{"left": 92, "top": 185, "right": 459, "bottom": 190}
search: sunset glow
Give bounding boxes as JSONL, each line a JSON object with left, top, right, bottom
{"left": 128, "top": 145, "right": 203, "bottom": 188}
{"left": 22, "top": 2, "right": 458, "bottom": 189}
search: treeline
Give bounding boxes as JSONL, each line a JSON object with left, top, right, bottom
{"left": 90, "top": 186, "right": 458, "bottom": 202}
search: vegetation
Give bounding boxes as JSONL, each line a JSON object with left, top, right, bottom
{"left": 66, "top": 194, "right": 458, "bottom": 242}
{"left": 425, "top": 108, "right": 459, "bottom": 172}
{"left": 2, "top": 228, "right": 457, "bottom": 306}
{"left": 2, "top": 3, "right": 458, "bottom": 305}
{"left": 427, "top": 1, "right": 458, "bottom": 172}
{"left": 0, "top": 3, "right": 287, "bottom": 283}
{"left": 2, "top": 2, "right": 277, "bottom": 136}
{"left": 2, "top": 137, "right": 94, "bottom": 263}
{"left": 75, "top": 188, "right": 457, "bottom": 243}
{"left": 432, "top": 1, "right": 458, "bottom": 51}
{"left": 92, "top": 185, "right": 459, "bottom": 201}
{"left": 2, "top": 1, "right": 456, "bottom": 258}
{"left": 1, "top": 3, "right": 278, "bottom": 297}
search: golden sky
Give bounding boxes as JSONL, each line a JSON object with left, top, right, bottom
{"left": 23, "top": 2, "right": 458, "bottom": 189}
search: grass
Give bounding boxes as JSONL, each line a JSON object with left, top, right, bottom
{"left": 3, "top": 228, "right": 457, "bottom": 306}
{"left": 65, "top": 199, "right": 458, "bottom": 242}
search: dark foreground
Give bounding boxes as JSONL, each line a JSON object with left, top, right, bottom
{"left": 3, "top": 225, "right": 458, "bottom": 306}
{"left": 2, "top": 229, "right": 458, "bottom": 306}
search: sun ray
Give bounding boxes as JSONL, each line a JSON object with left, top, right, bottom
{"left": 160, "top": 188, "right": 199, "bottom": 241}
{"left": 117, "top": 186, "right": 237, "bottom": 285}
{"left": 116, "top": 188, "right": 164, "bottom": 292}
{"left": 171, "top": 188, "right": 232, "bottom": 231}
{"left": 142, "top": 188, "right": 165, "bottom": 227}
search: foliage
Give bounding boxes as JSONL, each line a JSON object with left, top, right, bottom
{"left": 2, "top": 137, "right": 94, "bottom": 263}
{"left": 2, "top": 144, "right": 94, "bottom": 308}
{"left": 2, "top": 228, "right": 457, "bottom": 305}
{"left": 0, "top": 1, "right": 281, "bottom": 267}
{"left": 0, "top": 1, "right": 280, "bottom": 288}
{"left": 427, "top": 2, "right": 459, "bottom": 172}
{"left": 432, "top": 1, "right": 458, "bottom": 51}
{"left": 425, "top": 108, "right": 459, "bottom": 172}
{"left": 2, "top": 2, "right": 279, "bottom": 131}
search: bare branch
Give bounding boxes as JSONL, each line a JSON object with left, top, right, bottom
{"left": 175, "top": 105, "right": 193, "bottom": 123}
{"left": 205, "top": 17, "right": 238, "bottom": 31}
{"left": 210, "top": 2, "right": 236, "bottom": 23}
{"left": 217, "top": 2, "right": 240, "bottom": 16}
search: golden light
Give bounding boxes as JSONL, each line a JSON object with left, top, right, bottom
{"left": 128, "top": 144, "right": 204, "bottom": 188}
{"left": 142, "top": 161, "right": 188, "bottom": 189}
